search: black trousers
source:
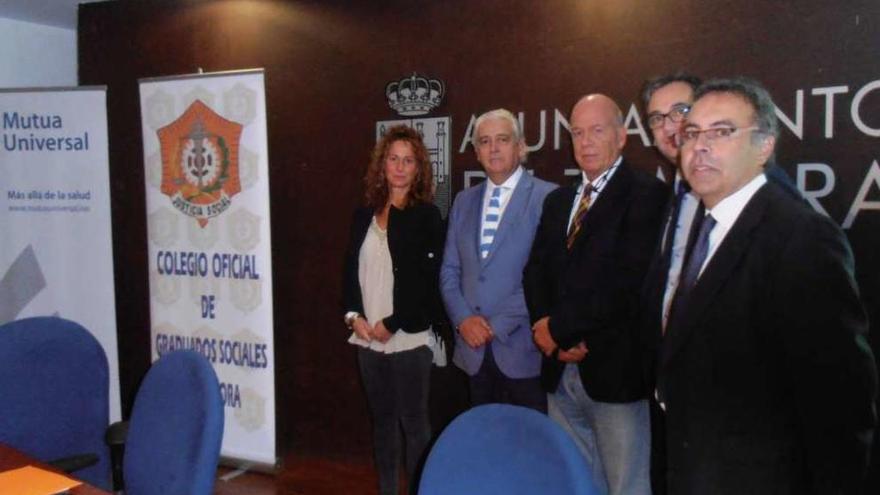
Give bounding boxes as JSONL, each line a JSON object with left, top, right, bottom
{"left": 358, "top": 345, "right": 432, "bottom": 495}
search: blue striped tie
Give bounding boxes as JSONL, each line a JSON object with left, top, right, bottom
{"left": 480, "top": 186, "right": 502, "bottom": 259}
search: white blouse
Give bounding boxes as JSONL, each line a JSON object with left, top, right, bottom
{"left": 348, "top": 216, "right": 433, "bottom": 353}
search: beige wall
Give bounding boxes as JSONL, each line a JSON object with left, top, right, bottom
{"left": 0, "top": 17, "right": 75, "bottom": 88}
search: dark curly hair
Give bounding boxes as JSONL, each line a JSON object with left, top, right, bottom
{"left": 364, "top": 125, "right": 434, "bottom": 208}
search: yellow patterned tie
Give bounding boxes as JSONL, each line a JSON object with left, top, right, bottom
{"left": 566, "top": 187, "right": 592, "bottom": 250}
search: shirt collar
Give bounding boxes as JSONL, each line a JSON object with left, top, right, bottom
{"left": 489, "top": 165, "right": 524, "bottom": 191}
{"left": 580, "top": 156, "right": 622, "bottom": 194}
{"left": 707, "top": 173, "right": 767, "bottom": 231}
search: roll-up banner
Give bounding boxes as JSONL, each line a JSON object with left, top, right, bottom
{"left": 0, "top": 87, "right": 121, "bottom": 422}
{"left": 138, "top": 69, "right": 276, "bottom": 466}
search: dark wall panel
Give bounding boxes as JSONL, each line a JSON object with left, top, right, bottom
{"left": 79, "top": 0, "right": 880, "bottom": 482}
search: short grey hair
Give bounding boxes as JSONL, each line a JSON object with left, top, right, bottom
{"left": 693, "top": 77, "right": 779, "bottom": 141}
{"left": 471, "top": 108, "right": 523, "bottom": 148}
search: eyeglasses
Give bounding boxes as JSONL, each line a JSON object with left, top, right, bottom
{"left": 680, "top": 126, "right": 761, "bottom": 145}
{"left": 646, "top": 104, "right": 690, "bottom": 129}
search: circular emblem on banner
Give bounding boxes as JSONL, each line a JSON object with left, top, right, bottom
{"left": 157, "top": 99, "right": 243, "bottom": 228}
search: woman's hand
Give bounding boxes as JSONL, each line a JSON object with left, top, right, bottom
{"left": 371, "top": 320, "right": 393, "bottom": 343}
{"left": 352, "top": 317, "right": 374, "bottom": 342}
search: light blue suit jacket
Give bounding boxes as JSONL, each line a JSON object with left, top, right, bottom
{"left": 440, "top": 171, "right": 557, "bottom": 378}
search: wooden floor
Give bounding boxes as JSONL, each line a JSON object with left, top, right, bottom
{"left": 214, "top": 455, "right": 405, "bottom": 495}
{"left": 210, "top": 366, "right": 470, "bottom": 495}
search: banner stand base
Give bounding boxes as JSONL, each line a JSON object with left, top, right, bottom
{"left": 218, "top": 455, "right": 279, "bottom": 480}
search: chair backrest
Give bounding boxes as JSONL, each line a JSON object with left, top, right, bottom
{"left": 419, "top": 404, "right": 600, "bottom": 495}
{"left": 123, "top": 350, "right": 224, "bottom": 495}
{"left": 0, "top": 316, "right": 111, "bottom": 488}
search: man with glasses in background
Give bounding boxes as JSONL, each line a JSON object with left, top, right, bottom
{"left": 640, "top": 73, "right": 704, "bottom": 495}
{"left": 652, "top": 77, "right": 876, "bottom": 494}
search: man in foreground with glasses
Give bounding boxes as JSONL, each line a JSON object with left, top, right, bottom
{"left": 640, "top": 73, "right": 806, "bottom": 494}
{"left": 524, "top": 94, "right": 667, "bottom": 494}
{"left": 641, "top": 74, "right": 800, "bottom": 344}
{"left": 652, "top": 77, "right": 877, "bottom": 494}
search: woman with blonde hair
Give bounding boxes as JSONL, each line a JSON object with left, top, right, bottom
{"left": 342, "top": 125, "right": 444, "bottom": 495}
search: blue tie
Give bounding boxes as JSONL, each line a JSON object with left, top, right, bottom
{"left": 665, "top": 207, "right": 716, "bottom": 335}
{"left": 656, "top": 207, "right": 716, "bottom": 407}
{"left": 480, "top": 186, "right": 502, "bottom": 259}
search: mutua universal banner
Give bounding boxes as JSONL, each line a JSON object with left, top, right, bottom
{"left": 0, "top": 86, "right": 121, "bottom": 422}
{"left": 138, "top": 70, "right": 276, "bottom": 466}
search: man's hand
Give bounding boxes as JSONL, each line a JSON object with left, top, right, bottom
{"left": 458, "top": 315, "right": 494, "bottom": 348}
{"left": 558, "top": 342, "right": 588, "bottom": 363}
{"left": 532, "top": 316, "right": 557, "bottom": 356}
{"left": 371, "top": 320, "right": 393, "bottom": 343}
{"left": 351, "top": 317, "right": 373, "bottom": 342}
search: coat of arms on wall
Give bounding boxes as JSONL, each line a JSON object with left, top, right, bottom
{"left": 376, "top": 73, "right": 451, "bottom": 217}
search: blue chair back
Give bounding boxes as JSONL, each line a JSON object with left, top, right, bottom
{"left": 0, "top": 316, "right": 111, "bottom": 488}
{"left": 419, "top": 404, "right": 600, "bottom": 495}
{"left": 123, "top": 350, "right": 224, "bottom": 495}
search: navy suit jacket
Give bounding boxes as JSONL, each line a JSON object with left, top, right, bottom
{"left": 440, "top": 171, "right": 556, "bottom": 378}
{"left": 524, "top": 161, "right": 668, "bottom": 401}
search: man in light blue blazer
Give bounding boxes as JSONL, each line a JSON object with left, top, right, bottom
{"left": 440, "top": 109, "right": 557, "bottom": 412}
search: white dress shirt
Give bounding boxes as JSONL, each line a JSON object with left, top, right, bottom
{"left": 699, "top": 173, "right": 768, "bottom": 277}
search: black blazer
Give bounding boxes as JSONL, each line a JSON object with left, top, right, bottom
{"left": 653, "top": 182, "right": 877, "bottom": 494}
{"left": 524, "top": 161, "right": 668, "bottom": 401}
{"left": 765, "top": 160, "right": 803, "bottom": 200}
{"left": 342, "top": 202, "right": 445, "bottom": 333}
{"left": 641, "top": 163, "right": 803, "bottom": 394}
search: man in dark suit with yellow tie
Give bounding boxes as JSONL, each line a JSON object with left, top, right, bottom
{"left": 524, "top": 94, "right": 667, "bottom": 494}
{"left": 652, "top": 77, "right": 877, "bottom": 494}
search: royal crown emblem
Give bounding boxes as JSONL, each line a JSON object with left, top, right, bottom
{"left": 385, "top": 73, "right": 445, "bottom": 116}
{"left": 157, "top": 99, "right": 242, "bottom": 227}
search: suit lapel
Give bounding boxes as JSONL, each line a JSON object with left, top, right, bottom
{"left": 658, "top": 189, "right": 678, "bottom": 259}
{"left": 464, "top": 181, "right": 486, "bottom": 263}
{"left": 556, "top": 186, "right": 578, "bottom": 260}
{"left": 482, "top": 172, "right": 533, "bottom": 267}
{"left": 648, "top": 189, "right": 677, "bottom": 296}
{"left": 661, "top": 183, "right": 772, "bottom": 366}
